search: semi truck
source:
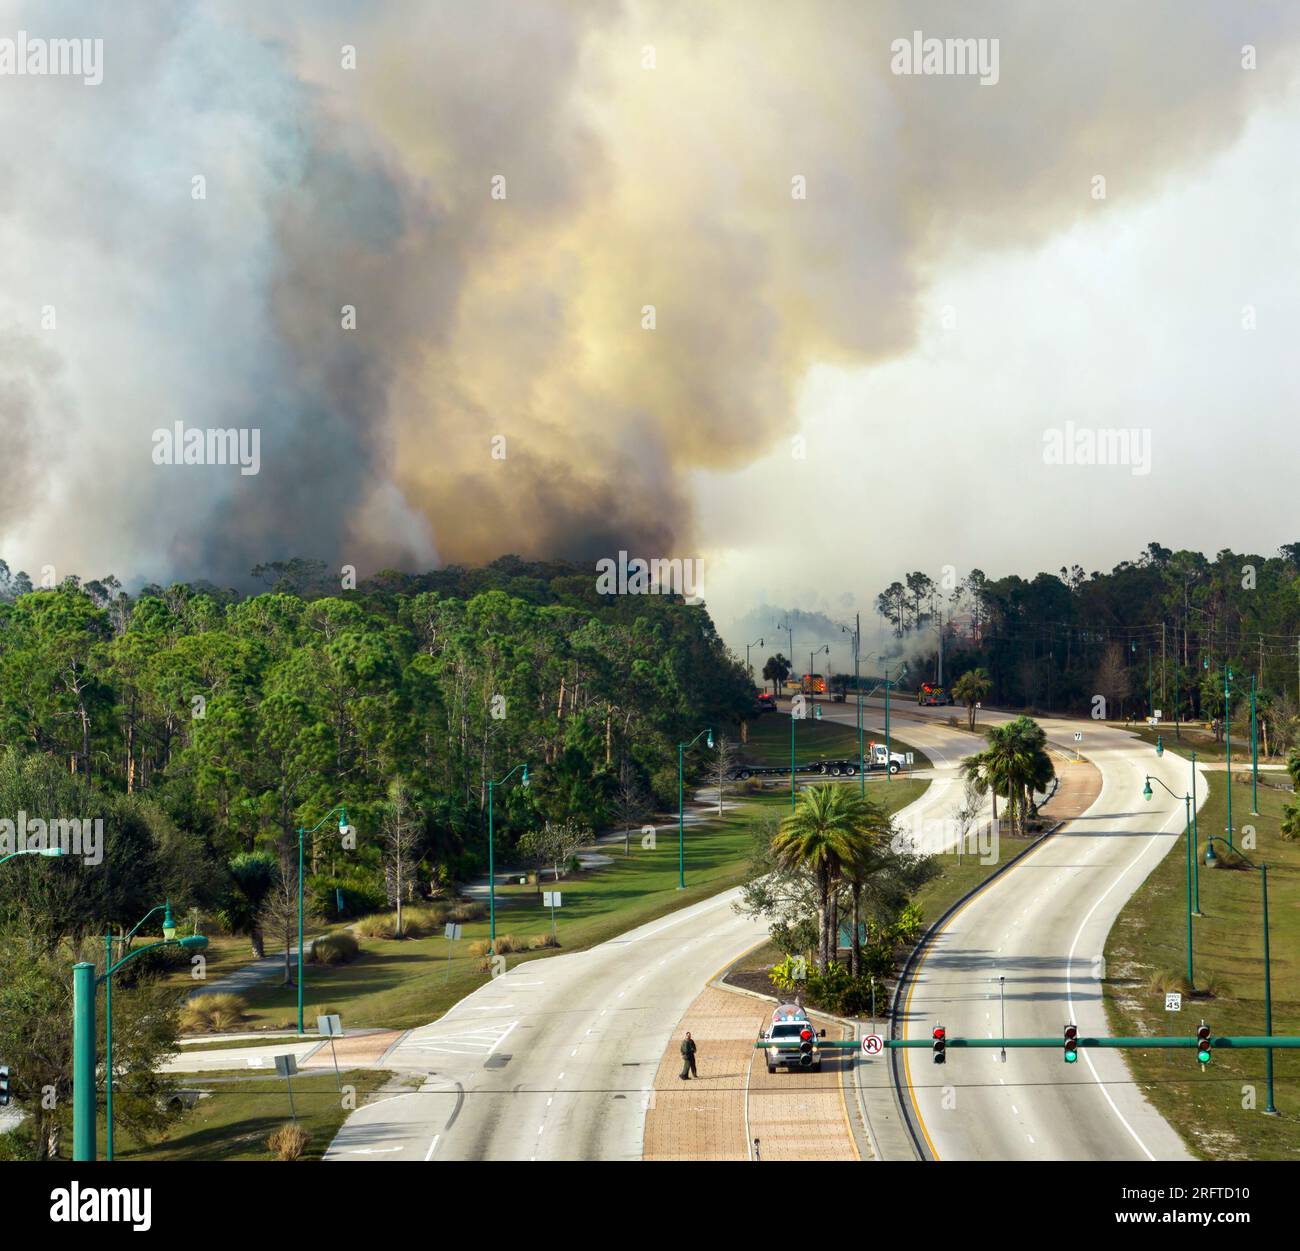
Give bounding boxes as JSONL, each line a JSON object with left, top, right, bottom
{"left": 729, "top": 743, "right": 908, "bottom": 781}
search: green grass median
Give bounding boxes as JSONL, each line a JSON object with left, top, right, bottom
{"left": 1103, "top": 771, "right": 1300, "bottom": 1159}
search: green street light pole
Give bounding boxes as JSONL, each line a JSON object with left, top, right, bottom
{"left": 1143, "top": 775, "right": 1196, "bottom": 986}
{"left": 105, "top": 901, "right": 181, "bottom": 1161}
{"left": 73, "top": 916, "right": 208, "bottom": 1161}
{"left": 745, "top": 636, "right": 764, "bottom": 682}
{"left": 1224, "top": 666, "right": 1234, "bottom": 847}
{"left": 1250, "top": 674, "right": 1259, "bottom": 816}
{"left": 1190, "top": 751, "right": 1201, "bottom": 914}
{"left": 487, "top": 763, "right": 529, "bottom": 949}
{"left": 1203, "top": 837, "right": 1277, "bottom": 1115}
{"left": 296, "top": 805, "right": 352, "bottom": 1035}
{"left": 0, "top": 847, "right": 66, "bottom": 867}
{"left": 677, "top": 729, "right": 712, "bottom": 888}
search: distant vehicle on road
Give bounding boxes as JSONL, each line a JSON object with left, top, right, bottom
{"left": 917, "top": 682, "right": 952, "bottom": 706}
{"left": 760, "top": 1003, "right": 826, "bottom": 1073}
{"left": 727, "top": 742, "right": 906, "bottom": 781}
{"left": 754, "top": 691, "right": 778, "bottom": 714}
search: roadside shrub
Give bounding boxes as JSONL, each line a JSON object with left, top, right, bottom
{"left": 447, "top": 900, "right": 487, "bottom": 924}
{"left": 354, "top": 913, "right": 395, "bottom": 939}
{"left": 769, "top": 954, "right": 810, "bottom": 992}
{"left": 267, "top": 1122, "right": 310, "bottom": 1161}
{"left": 0, "top": 1123, "right": 39, "bottom": 1162}
{"left": 493, "top": 933, "right": 521, "bottom": 954}
{"left": 468, "top": 939, "right": 492, "bottom": 958}
{"left": 180, "top": 992, "right": 247, "bottom": 1033}
{"left": 311, "top": 932, "right": 360, "bottom": 965}
{"left": 527, "top": 933, "right": 560, "bottom": 950}
{"left": 1145, "top": 969, "right": 1192, "bottom": 997}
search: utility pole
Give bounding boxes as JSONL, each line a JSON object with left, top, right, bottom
{"left": 1164, "top": 621, "right": 1175, "bottom": 707}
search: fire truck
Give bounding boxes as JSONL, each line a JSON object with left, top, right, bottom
{"left": 917, "top": 682, "right": 952, "bottom": 706}
{"left": 759, "top": 1003, "right": 826, "bottom": 1073}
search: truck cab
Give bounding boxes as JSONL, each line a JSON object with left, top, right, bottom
{"left": 868, "top": 743, "right": 906, "bottom": 774}
{"left": 760, "top": 1003, "right": 826, "bottom": 1073}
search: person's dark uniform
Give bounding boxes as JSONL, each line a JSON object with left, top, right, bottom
{"left": 679, "top": 1032, "right": 698, "bottom": 1080}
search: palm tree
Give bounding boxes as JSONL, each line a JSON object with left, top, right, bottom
{"left": 772, "top": 785, "right": 882, "bottom": 971}
{"left": 952, "top": 667, "right": 992, "bottom": 731}
{"left": 762, "top": 653, "right": 792, "bottom": 697}
{"left": 964, "top": 718, "right": 1055, "bottom": 836}
{"left": 838, "top": 798, "right": 896, "bottom": 975}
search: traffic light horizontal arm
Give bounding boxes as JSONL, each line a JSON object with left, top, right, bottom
{"left": 754, "top": 1036, "right": 1300, "bottom": 1050}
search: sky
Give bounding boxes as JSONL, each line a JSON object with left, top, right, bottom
{"left": 1, "top": 1, "right": 1298, "bottom": 664}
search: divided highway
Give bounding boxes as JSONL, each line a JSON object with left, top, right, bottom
{"left": 846, "top": 701, "right": 1199, "bottom": 1161}
{"left": 318, "top": 696, "right": 1197, "bottom": 1162}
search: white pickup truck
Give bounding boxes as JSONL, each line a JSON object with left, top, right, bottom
{"left": 760, "top": 1003, "right": 827, "bottom": 1073}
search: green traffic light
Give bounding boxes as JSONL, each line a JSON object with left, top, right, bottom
{"left": 1064, "top": 1048, "right": 1077, "bottom": 1063}
{"left": 1197, "top": 1048, "right": 1212, "bottom": 1064}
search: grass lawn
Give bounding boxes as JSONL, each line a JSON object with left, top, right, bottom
{"left": 742, "top": 714, "right": 932, "bottom": 770}
{"left": 1118, "top": 721, "right": 1286, "bottom": 768}
{"left": 107, "top": 1068, "right": 393, "bottom": 1161}
{"left": 186, "top": 791, "right": 820, "bottom": 1033}
{"left": 188, "top": 777, "right": 932, "bottom": 1036}
{"left": 1103, "top": 771, "right": 1300, "bottom": 1159}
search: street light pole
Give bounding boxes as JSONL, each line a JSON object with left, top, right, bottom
{"left": 73, "top": 921, "right": 208, "bottom": 1161}
{"left": 746, "top": 637, "right": 764, "bottom": 682}
{"left": 1203, "top": 836, "right": 1278, "bottom": 1115}
{"left": 1250, "top": 674, "right": 1259, "bottom": 816}
{"left": 1224, "top": 666, "right": 1234, "bottom": 847}
{"left": 676, "top": 730, "right": 711, "bottom": 888}
{"left": 0, "top": 847, "right": 66, "bottom": 868}
{"left": 487, "top": 764, "right": 529, "bottom": 949}
{"left": 296, "top": 805, "right": 352, "bottom": 1035}
{"left": 1143, "top": 775, "right": 1196, "bottom": 987}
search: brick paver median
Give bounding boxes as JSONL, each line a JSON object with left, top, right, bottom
{"left": 643, "top": 985, "right": 857, "bottom": 1161}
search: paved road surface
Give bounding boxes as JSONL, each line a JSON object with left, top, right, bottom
{"left": 892, "top": 712, "right": 1200, "bottom": 1160}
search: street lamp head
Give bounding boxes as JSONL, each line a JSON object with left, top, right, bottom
{"left": 176, "top": 934, "right": 208, "bottom": 951}
{"left": 706, "top": 730, "right": 714, "bottom": 750}
{"left": 1155, "top": 736, "right": 1164, "bottom": 757}
{"left": 162, "top": 900, "right": 177, "bottom": 942}
{"left": 521, "top": 764, "right": 530, "bottom": 788}
{"left": 39, "top": 847, "right": 66, "bottom": 857}
{"left": 1142, "top": 779, "right": 1153, "bottom": 802}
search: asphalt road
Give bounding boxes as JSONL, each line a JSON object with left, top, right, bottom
{"left": 318, "top": 697, "right": 1194, "bottom": 1162}
{"left": 881, "top": 704, "right": 1200, "bottom": 1161}
{"left": 322, "top": 888, "right": 771, "bottom": 1161}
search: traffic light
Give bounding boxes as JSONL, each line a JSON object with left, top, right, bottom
{"left": 0, "top": 1065, "right": 9, "bottom": 1107}
{"left": 932, "top": 1025, "right": 946, "bottom": 1064}
{"left": 799, "top": 1027, "right": 815, "bottom": 1067}
{"left": 1196, "top": 1022, "right": 1212, "bottom": 1065}
{"left": 1064, "top": 1023, "right": 1078, "bottom": 1063}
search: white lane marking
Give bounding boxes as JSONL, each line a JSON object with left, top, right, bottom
{"left": 557, "top": 1072, "right": 565, "bottom": 1081}
{"left": 547, "top": 1097, "right": 553, "bottom": 1107}
{"left": 1027, "top": 1135, "right": 1036, "bottom": 1145}
{"left": 424, "top": 1134, "right": 440, "bottom": 1161}
{"left": 570, "top": 1049, "right": 578, "bottom": 1057}
{"left": 1066, "top": 797, "right": 1181, "bottom": 1162}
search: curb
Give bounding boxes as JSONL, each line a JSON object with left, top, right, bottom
{"left": 886, "top": 810, "right": 1072, "bottom": 1160}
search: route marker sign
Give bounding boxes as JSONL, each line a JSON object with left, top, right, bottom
{"left": 861, "top": 1033, "right": 884, "bottom": 1056}
{"left": 1073, "top": 732, "right": 1083, "bottom": 741}
{"left": 444, "top": 922, "right": 462, "bottom": 941}
{"left": 1165, "top": 992, "right": 1183, "bottom": 1012}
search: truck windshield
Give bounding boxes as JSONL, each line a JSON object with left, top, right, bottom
{"left": 771, "top": 1023, "right": 807, "bottom": 1039}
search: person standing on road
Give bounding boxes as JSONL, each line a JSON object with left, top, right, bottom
{"left": 679, "top": 1031, "right": 698, "bottom": 1080}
